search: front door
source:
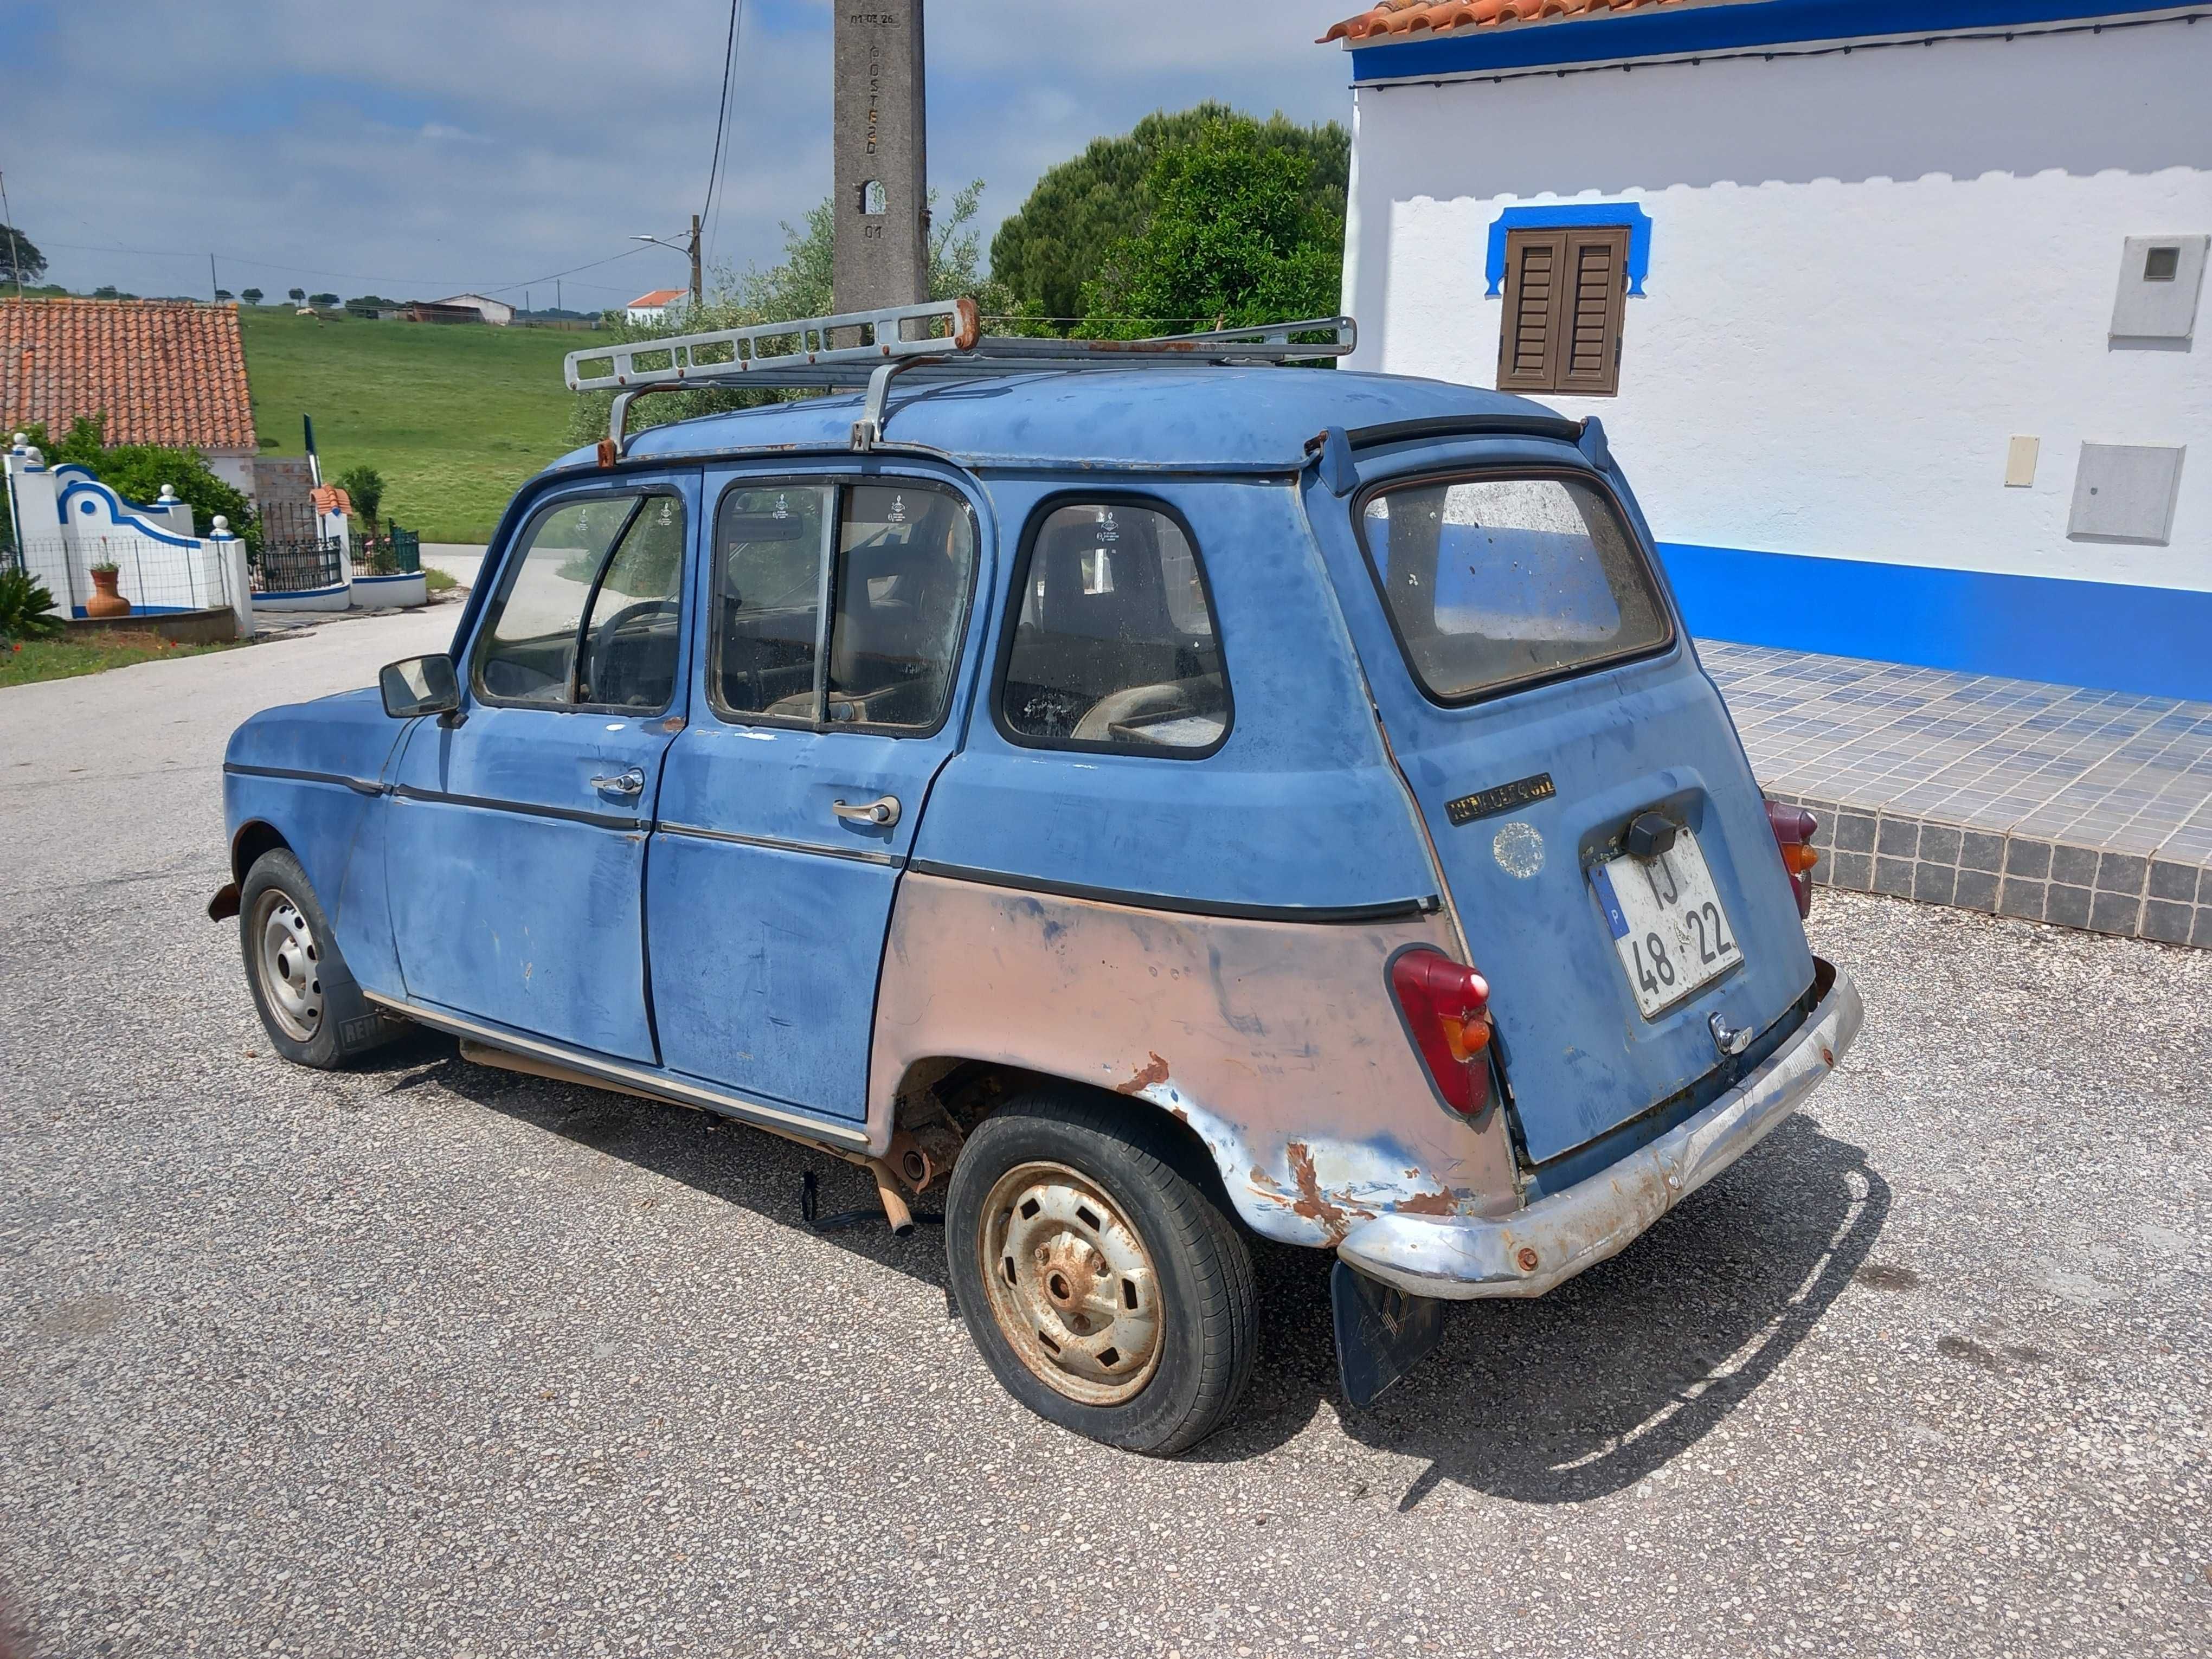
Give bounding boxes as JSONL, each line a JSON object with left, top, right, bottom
{"left": 646, "top": 467, "right": 985, "bottom": 1118}
{"left": 388, "top": 475, "right": 697, "bottom": 1061}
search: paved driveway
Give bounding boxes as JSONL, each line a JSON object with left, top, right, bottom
{"left": 1, "top": 612, "right": 2205, "bottom": 1657}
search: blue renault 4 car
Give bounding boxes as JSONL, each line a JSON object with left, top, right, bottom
{"left": 213, "top": 304, "right": 1862, "bottom": 1454}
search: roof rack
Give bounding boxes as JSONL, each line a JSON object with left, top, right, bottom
{"left": 564, "top": 297, "right": 1356, "bottom": 460}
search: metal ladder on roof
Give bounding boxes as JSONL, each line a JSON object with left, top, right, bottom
{"left": 563, "top": 297, "right": 1356, "bottom": 458}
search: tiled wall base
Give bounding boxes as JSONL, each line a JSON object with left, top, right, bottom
{"left": 1767, "top": 793, "right": 2212, "bottom": 948}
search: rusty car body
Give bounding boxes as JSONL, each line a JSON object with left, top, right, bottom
{"left": 215, "top": 305, "right": 1862, "bottom": 1452}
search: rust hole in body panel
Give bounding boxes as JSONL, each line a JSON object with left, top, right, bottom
{"left": 1116, "top": 1052, "right": 1171, "bottom": 1095}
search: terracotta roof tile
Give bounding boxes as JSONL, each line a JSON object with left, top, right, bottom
{"left": 0, "top": 297, "right": 258, "bottom": 453}
{"left": 626, "top": 288, "right": 686, "bottom": 310}
{"left": 309, "top": 484, "right": 353, "bottom": 517}
{"left": 1320, "top": 0, "right": 1719, "bottom": 45}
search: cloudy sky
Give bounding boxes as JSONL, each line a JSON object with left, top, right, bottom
{"left": 3, "top": 0, "right": 1361, "bottom": 308}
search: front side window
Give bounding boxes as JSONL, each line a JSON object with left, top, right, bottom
{"left": 709, "top": 479, "right": 976, "bottom": 732}
{"left": 1000, "top": 501, "right": 1229, "bottom": 754}
{"left": 475, "top": 491, "right": 687, "bottom": 711}
{"left": 1358, "top": 473, "right": 1670, "bottom": 704}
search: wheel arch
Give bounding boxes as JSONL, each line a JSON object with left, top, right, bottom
{"left": 231, "top": 818, "right": 293, "bottom": 883}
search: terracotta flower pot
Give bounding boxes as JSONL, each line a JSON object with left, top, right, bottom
{"left": 86, "top": 568, "right": 132, "bottom": 619}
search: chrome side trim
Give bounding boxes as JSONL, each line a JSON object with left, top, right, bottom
{"left": 657, "top": 821, "right": 901, "bottom": 867}
{"left": 362, "top": 991, "right": 873, "bottom": 1149}
{"left": 1336, "top": 961, "right": 1864, "bottom": 1301}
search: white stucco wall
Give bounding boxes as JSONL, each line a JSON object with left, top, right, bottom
{"left": 1342, "top": 16, "right": 2212, "bottom": 590}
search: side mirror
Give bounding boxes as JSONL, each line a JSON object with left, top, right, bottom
{"left": 380, "top": 654, "right": 461, "bottom": 719}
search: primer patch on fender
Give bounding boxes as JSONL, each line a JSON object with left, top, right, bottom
{"left": 1492, "top": 820, "right": 1545, "bottom": 878}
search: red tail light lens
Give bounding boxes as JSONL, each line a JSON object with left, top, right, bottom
{"left": 1765, "top": 799, "right": 1818, "bottom": 918}
{"left": 1388, "top": 948, "right": 1493, "bottom": 1116}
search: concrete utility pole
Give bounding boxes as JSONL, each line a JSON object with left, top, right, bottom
{"left": 832, "top": 0, "right": 929, "bottom": 321}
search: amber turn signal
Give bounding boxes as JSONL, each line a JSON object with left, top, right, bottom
{"left": 1781, "top": 841, "right": 1820, "bottom": 876}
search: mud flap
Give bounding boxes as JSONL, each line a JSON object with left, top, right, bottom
{"left": 1331, "top": 1259, "right": 1447, "bottom": 1410}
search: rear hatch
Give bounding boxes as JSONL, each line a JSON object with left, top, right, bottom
{"left": 1300, "top": 435, "right": 1816, "bottom": 1172}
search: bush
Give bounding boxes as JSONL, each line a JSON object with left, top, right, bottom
{"left": 0, "top": 569, "right": 64, "bottom": 642}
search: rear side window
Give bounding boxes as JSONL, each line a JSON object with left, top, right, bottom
{"left": 1000, "top": 501, "right": 1229, "bottom": 754}
{"left": 710, "top": 479, "right": 976, "bottom": 732}
{"left": 1356, "top": 474, "right": 1669, "bottom": 703}
{"left": 475, "top": 492, "right": 686, "bottom": 711}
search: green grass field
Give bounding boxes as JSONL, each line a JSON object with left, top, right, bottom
{"left": 239, "top": 308, "right": 584, "bottom": 544}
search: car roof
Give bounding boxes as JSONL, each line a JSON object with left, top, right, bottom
{"left": 551, "top": 366, "right": 1574, "bottom": 475}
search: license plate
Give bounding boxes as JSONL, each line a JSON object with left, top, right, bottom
{"left": 1590, "top": 829, "right": 1744, "bottom": 1018}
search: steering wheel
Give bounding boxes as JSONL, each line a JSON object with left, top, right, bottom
{"left": 582, "top": 598, "right": 680, "bottom": 706}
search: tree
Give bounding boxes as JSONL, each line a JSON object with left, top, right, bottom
{"left": 309, "top": 291, "right": 339, "bottom": 307}
{"left": 1076, "top": 114, "right": 1343, "bottom": 339}
{"left": 565, "top": 182, "right": 1005, "bottom": 446}
{"left": 345, "top": 294, "right": 400, "bottom": 312}
{"left": 241, "top": 287, "right": 264, "bottom": 306}
{"left": 287, "top": 287, "right": 306, "bottom": 305}
{"left": 0, "top": 222, "right": 44, "bottom": 286}
{"left": 991, "top": 104, "right": 1347, "bottom": 332}
{"left": 336, "top": 465, "right": 385, "bottom": 536}
{"left": 214, "top": 289, "right": 234, "bottom": 303}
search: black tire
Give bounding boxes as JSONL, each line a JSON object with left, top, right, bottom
{"left": 237, "top": 848, "right": 400, "bottom": 1069}
{"left": 946, "top": 1088, "right": 1259, "bottom": 1456}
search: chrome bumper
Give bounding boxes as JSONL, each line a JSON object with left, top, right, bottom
{"left": 1337, "top": 961, "right": 1864, "bottom": 1301}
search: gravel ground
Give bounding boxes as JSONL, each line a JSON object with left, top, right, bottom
{"left": 1, "top": 610, "right": 2207, "bottom": 1658}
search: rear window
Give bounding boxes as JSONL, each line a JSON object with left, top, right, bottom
{"left": 1356, "top": 473, "right": 1670, "bottom": 702}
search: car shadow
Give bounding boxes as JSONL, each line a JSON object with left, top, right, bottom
{"left": 365, "top": 1038, "right": 1884, "bottom": 1503}
{"left": 364, "top": 1034, "right": 962, "bottom": 1297}
{"left": 1200, "top": 1114, "right": 1889, "bottom": 1506}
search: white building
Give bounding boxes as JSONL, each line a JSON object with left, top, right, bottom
{"left": 431, "top": 292, "right": 516, "bottom": 325}
{"left": 624, "top": 287, "right": 688, "bottom": 326}
{"left": 1324, "top": 0, "right": 2211, "bottom": 702}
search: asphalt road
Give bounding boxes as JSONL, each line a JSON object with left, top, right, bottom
{"left": 2, "top": 608, "right": 2207, "bottom": 1658}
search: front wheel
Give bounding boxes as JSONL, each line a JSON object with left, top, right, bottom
{"left": 239, "top": 848, "right": 397, "bottom": 1069}
{"left": 946, "top": 1089, "right": 1258, "bottom": 1456}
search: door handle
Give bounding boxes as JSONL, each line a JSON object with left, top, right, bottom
{"left": 592, "top": 766, "right": 646, "bottom": 799}
{"left": 831, "top": 794, "right": 901, "bottom": 828}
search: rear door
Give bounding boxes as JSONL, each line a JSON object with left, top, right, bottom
{"left": 644, "top": 465, "right": 987, "bottom": 1119}
{"left": 1300, "top": 441, "right": 1814, "bottom": 1170}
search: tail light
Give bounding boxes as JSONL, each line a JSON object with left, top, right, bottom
{"left": 1388, "top": 948, "right": 1493, "bottom": 1116}
{"left": 1766, "top": 799, "right": 1818, "bottom": 918}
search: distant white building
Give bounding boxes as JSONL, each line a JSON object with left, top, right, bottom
{"left": 1323, "top": 0, "right": 2211, "bottom": 702}
{"left": 430, "top": 292, "right": 515, "bottom": 325}
{"left": 625, "top": 287, "right": 687, "bottom": 326}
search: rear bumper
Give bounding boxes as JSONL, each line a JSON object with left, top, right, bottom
{"left": 1336, "top": 959, "right": 1863, "bottom": 1301}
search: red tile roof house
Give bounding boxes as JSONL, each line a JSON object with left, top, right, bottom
{"left": 1321, "top": 0, "right": 2211, "bottom": 703}
{"left": 0, "top": 296, "right": 260, "bottom": 499}
{"left": 624, "top": 288, "right": 688, "bottom": 325}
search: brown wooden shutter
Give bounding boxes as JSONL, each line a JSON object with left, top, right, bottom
{"left": 1497, "top": 224, "right": 1629, "bottom": 396}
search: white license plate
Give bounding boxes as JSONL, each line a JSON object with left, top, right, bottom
{"left": 1590, "top": 829, "right": 1744, "bottom": 1018}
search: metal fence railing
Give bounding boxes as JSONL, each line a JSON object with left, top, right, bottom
{"left": 251, "top": 538, "right": 346, "bottom": 594}
{"left": 386, "top": 525, "right": 421, "bottom": 573}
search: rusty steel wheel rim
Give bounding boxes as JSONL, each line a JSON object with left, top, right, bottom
{"left": 252, "top": 888, "right": 324, "bottom": 1043}
{"left": 978, "top": 1160, "right": 1164, "bottom": 1407}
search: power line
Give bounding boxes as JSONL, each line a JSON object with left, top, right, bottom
{"left": 700, "top": 0, "right": 745, "bottom": 272}
{"left": 32, "top": 235, "right": 658, "bottom": 302}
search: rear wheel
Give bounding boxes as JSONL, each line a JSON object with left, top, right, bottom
{"left": 239, "top": 848, "right": 397, "bottom": 1069}
{"left": 946, "top": 1089, "right": 1258, "bottom": 1456}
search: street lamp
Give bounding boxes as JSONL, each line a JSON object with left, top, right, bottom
{"left": 632, "top": 215, "right": 702, "bottom": 314}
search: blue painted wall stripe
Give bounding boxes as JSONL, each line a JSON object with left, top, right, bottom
{"left": 1348, "top": 0, "right": 2197, "bottom": 81}
{"left": 1657, "top": 543, "right": 2212, "bottom": 703}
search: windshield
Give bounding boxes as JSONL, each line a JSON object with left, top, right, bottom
{"left": 1356, "top": 473, "right": 1671, "bottom": 702}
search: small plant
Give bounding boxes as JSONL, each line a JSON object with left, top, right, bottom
{"left": 88, "top": 557, "right": 120, "bottom": 576}
{"left": 336, "top": 465, "right": 387, "bottom": 538}
{"left": 0, "top": 569, "right": 64, "bottom": 643}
